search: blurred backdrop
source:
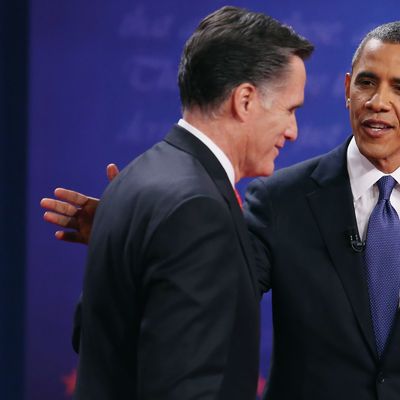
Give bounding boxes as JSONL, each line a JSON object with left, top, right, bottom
{"left": 2, "top": 0, "right": 399, "bottom": 399}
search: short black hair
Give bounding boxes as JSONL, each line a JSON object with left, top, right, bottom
{"left": 178, "top": 6, "right": 314, "bottom": 112}
{"left": 352, "top": 21, "right": 400, "bottom": 69}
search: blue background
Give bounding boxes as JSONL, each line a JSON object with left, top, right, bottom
{"left": 16, "top": 0, "right": 398, "bottom": 399}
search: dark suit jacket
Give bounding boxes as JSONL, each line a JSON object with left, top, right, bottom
{"left": 245, "top": 138, "right": 400, "bottom": 400}
{"left": 75, "top": 125, "right": 260, "bottom": 400}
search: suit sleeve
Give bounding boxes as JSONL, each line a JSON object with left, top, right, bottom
{"left": 137, "top": 195, "right": 240, "bottom": 400}
{"left": 244, "top": 178, "right": 274, "bottom": 295}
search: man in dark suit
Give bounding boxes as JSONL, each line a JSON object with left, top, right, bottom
{"left": 245, "top": 21, "right": 400, "bottom": 399}
{"left": 42, "top": 20, "right": 400, "bottom": 400}
{"left": 41, "top": 6, "right": 313, "bottom": 399}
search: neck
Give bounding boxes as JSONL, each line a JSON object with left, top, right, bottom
{"left": 183, "top": 109, "right": 244, "bottom": 183}
{"left": 371, "top": 159, "right": 400, "bottom": 174}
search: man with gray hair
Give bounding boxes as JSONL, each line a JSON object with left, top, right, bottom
{"left": 43, "top": 20, "right": 400, "bottom": 399}
{"left": 42, "top": 6, "right": 312, "bottom": 399}
{"left": 246, "top": 20, "right": 400, "bottom": 399}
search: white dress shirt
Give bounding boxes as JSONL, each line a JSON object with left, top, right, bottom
{"left": 178, "top": 119, "right": 235, "bottom": 188}
{"left": 347, "top": 137, "right": 400, "bottom": 240}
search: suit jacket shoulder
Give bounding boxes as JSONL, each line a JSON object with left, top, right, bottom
{"left": 247, "top": 138, "right": 350, "bottom": 203}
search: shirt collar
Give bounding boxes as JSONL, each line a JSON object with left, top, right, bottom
{"left": 178, "top": 118, "right": 235, "bottom": 187}
{"left": 347, "top": 136, "right": 400, "bottom": 200}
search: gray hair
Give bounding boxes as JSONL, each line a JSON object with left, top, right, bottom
{"left": 352, "top": 21, "right": 400, "bottom": 69}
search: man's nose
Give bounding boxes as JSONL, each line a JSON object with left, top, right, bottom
{"left": 365, "top": 86, "right": 392, "bottom": 112}
{"left": 285, "top": 115, "right": 298, "bottom": 141}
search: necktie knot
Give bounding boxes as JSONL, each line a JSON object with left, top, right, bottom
{"left": 377, "top": 175, "right": 397, "bottom": 201}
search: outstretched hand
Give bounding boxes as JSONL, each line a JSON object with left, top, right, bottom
{"left": 40, "top": 163, "right": 120, "bottom": 245}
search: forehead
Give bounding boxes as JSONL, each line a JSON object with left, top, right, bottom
{"left": 277, "top": 56, "right": 306, "bottom": 100}
{"left": 285, "top": 55, "right": 306, "bottom": 84}
{"left": 353, "top": 39, "right": 400, "bottom": 76}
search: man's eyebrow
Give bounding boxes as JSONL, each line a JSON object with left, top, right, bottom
{"left": 392, "top": 77, "right": 400, "bottom": 86}
{"left": 355, "top": 71, "right": 400, "bottom": 85}
{"left": 354, "top": 71, "right": 378, "bottom": 81}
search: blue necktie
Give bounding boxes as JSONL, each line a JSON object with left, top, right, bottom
{"left": 364, "top": 175, "right": 400, "bottom": 357}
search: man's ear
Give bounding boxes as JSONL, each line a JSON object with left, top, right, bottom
{"left": 345, "top": 73, "right": 351, "bottom": 108}
{"left": 231, "top": 83, "right": 257, "bottom": 121}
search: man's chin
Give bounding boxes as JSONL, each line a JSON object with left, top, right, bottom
{"left": 259, "top": 161, "right": 275, "bottom": 177}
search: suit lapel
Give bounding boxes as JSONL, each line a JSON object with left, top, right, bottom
{"left": 307, "top": 139, "right": 377, "bottom": 358}
{"left": 164, "top": 125, "right": 258, "bottom": 299}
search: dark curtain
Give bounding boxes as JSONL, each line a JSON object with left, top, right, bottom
{"left": 0, "top": 1, "right": 29, "bottom": 399}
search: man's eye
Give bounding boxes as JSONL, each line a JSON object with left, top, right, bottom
{"left": 357, "top": 79, "right": 374, "bottom": 86}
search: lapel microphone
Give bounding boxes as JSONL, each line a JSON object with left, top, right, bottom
{"left": 346, "top": 227, "right": 365, "bottom": 253}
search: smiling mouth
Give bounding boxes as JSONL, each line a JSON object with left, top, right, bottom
{"left": 361, "top": 119, "right": 394, "bottom": 134}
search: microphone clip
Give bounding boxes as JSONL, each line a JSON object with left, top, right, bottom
{"left": 347, "top": 229, "right": 365, "bottom": 253}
